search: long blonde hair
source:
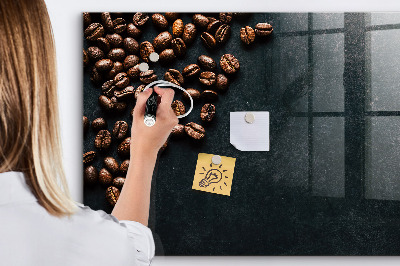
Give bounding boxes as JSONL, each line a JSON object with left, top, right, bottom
{"left": 0, "top": 0, "right": 77, "bottom": 216}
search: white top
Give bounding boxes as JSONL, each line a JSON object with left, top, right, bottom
{"left": 0, "top": 171, "right": 155, "bottom": 266}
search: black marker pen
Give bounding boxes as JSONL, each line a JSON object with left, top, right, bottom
{"left": 144, "top": 89, "right": 158, "bottom": 127}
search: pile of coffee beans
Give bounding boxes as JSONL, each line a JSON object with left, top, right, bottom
{"left": 83, "top": 12, "right": 273, "bottom": 206}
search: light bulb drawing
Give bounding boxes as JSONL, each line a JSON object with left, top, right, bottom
{"left": 198, "top": 163, "right": 229, "bottom": 192}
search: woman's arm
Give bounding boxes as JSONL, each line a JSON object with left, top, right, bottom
{"left": 111, "top": 87, "right": 178, "bottom": 226}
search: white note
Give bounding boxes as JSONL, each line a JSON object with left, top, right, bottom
{"left": 230, "top": 111, "right": 270, "bottom": 151}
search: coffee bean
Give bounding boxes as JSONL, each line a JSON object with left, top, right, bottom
{"left": 87, "top": 46, "right": 104, "bottom": 62}
{"left": 83, "top": 12, "right": 91, "bottom": 28}
{"left": 85, "top": 23, "right": 104, "bottom": 41}
{"left": 152, "top": 13, "right": 168, "bottom": 31}
{"left": 108, "top": 48, "right": 126, "bottom": 62}
{"left": 84, "top": 165, "right": 98, "bottom": 185}
{"left": 220, "top": 54, "right": 240, "bottom": 74}
{"left": 119, "top": 160, "right": 130, "bottom": 175}
{"left": 113, "top": 121, "right": 129, "bottom": 139}
{"left": 123, "top": 37, "right": 139, "bottom": 55}
{"left": 114, "top": 72, "right": 129, "bottom": 89}
{"left": 101, "top": 80, "right": 116, "bottom": 97}
{"left": 197, "top": 55, "right": 217, "bottom": 71}
{"left": 134, "top": 85, "right": 145, "bottom": 100}
{"left": 106, "top": 61, "right": 124, "bottom": 80}
{"left": 118, "top": 137, "right": 131, "bottom": 157}
{"left": 182, "top": 64, "right": 200, "bottom": 80}
{"left": 105, "top": 186, "right": 120, "bottom": 206}
{"left": 123, "top": 55, "right": 140, "bottom": 70}
{"left": 201, "top": 32, "right": 217, "bottom": 49}
{"left": 83, "top": 116, "right": 89, "bottom": 134}
{"left": 153, "top": 31, "right": 172, "bottom": 52}
{"left": 164, "top": 12, "right": 179, "bottom": 21}
{"left": 172, "top": 19, "right": 184, "bottom": 37}
{"left": 171, "top": 100, "right": 185, "bottom": 116}
{"left": 98, "top": 95, "right": 114, "bottom": 112}
{"left": 185, "top": 122, "right": 205, "bottom": 140}
{"left": 171, "top": 124, "right": 185, "bottom": 138}
{"left": 95, "top": 130, "right": 112, "bottom": 150}
{"left": 182, "top": 88, "right": 201, "bottom": 102}
{"left": 114, "top": 86, "right": 135, "bottom": 101}
{"left": 216, "top": 74, "right": 229, "bottom": 92}
{"left": 192, "top": 14, "right": 209, "bottom": 28}
{"left": 159, "top": 49, "right": 176, "bottom": 64}
{"left": 171, "top": 38, "right": 186, "bottom": 58}
{"left": 182, "top": 23, "right": 197, "bottom": 45}
{"left": 201, "top": 90, "right": 218, "bottom": 102}
{"left": 199, "top": 71, "right": 216, "bottom": 86}
{"left": 127, "top": 23, "right": 142, "bottom": 38}
{"left": 139, "top": 41, "right": 155, "bottom": 63}
{"left": 240, "top": 26, "right": 255, "bottom": 45}
{"left": 97, "top": 37, "right": 110, "bottom": 53}
{"left": 164, "top": 69, "right": 184, "bottom": 86}
{"left": 140, "top": 70, "right": 158, "bottom": 84}
{"left": 90, "top": 67, "right": 103, "bottom": 85}
{"left": 215, "top": 24, "right": 231, "bottom": 44}
{"left": 95, "top": 59, "right": 113, "bottom": 72}
{"left": 83, "top": 50, "right": 89, "bottom": 67}
{"left": 219, "top": 12, "right": 233, "bottom": 24}
{"left": 127, "top": 64, "right": 141, "bottom": 81}
{"left": 92, "top": 117, "right": 107, "bottom": 131}
{"left": 99, "top": 168, "right": 112, "bottom": 186}
{"left": 113, "top": 18, "right": 127, "bottom": 34}
{"left": 111, "top": 97, "right": 127, "bottom": 113}
{"left": 101, "top": 12, "right": 114, "bottom": 32}
{"left": 200, "top": 103, "right": 216, "bottom": 122}
{"left": 104, "top": 157, "right": 119, "bottom": 174}
{"left": 255, "top": 22, "right": 273, "bottom": 37}
{"left": 112, "top": 177, "right": 126, "bottom": 188}
{"left": 106, "top": 33, "right": 123, "bottom": 47}
{"left": 83, "top": 151, "right": 96, "bottom": 164}
{"left": 133, "top": 12, "right": 149, "bottom": 27}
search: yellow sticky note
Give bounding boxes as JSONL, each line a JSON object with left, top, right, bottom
{"left": 192, "top": 153, "right": 236, "bottom": 196}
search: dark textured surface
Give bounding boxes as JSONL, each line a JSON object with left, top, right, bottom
{"left": 84, "top": 12, "right": 400, "bottom": 255}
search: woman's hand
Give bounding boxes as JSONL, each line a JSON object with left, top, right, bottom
{"left": 130, "top": 86, "right": 178, "bottom": 156}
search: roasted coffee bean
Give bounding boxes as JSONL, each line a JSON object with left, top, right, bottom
{"left": 108, "top": 48, "right": 126, "bottom": 62}
{"left": 153, "top": 31, "right": 172, "bottom": 52}
{"left": 160, "top": 141, "right": 168, "bottom": 152}
{"left": 98, "top": 95, "right": 114, "bottom": 112}
{"left": 84, "top": 23, "right": 104, "bottom": 41}
{"left": 185, "top": 122, "right": 205, "bottom": 140}
{"left": 171, "top": 100, "right": 185, "bottom": 116}
{"left": 83, "top": 151, "right": 96, "bottom": 164}
{"left": 95, "top": 59, "right": 113, "bottom": 72}
{"left": 111, "top": 97, "right": 127, "bottom": 113}
{"left": 197, "top": 55, "right": 217, "bottom": 71}
{"left": 97, "top": 37, "right": 111, "bottom": 53}
{"left": 104, "top": 157, "right": 119, "bottom": 174}
{"left": 219, "top": 12, "right": 233, "bottom": 24}
{"left": 114, "top": 86, "right": 135, "bottom": 101}
{"left": 112, "top": 177, "right": 126, "bottom": 188}
{"left": 123, "top": 55, "right": 140, "bottom": 70}
{"left": 200, "top": 103, "right": 216, "bottom": 122}
{"left": 83, "top": 116, "right": 89, "bottom": 134}
{"left": 113, "top": 121, "right": 128, "bottom": 139}
{"left": 192, "top": 14, "right": 209, "bottom": 28}
{"left": 101, "top": 12, "right": 114, "bottom": 32}
{"left": 95, "top": 130, "right": 112, "bottom": 150}
{"left": 201, "top": 90, "right": 218, "bottom": 102}
{"left": 199, "top": 71, "right": 216, "bottom": 86}
{"left": 171, "top": 38, "right": 186, "bottom": 58}
{"left": 84, "top": 166, "right": 98, "bottom": 185}
{"left": 123, "top": 37, "right": 139, "bottom": 55}
{"left": 127, "top": 64, "right": 141, "bottom": 81}
{"left": 220, "top": 54, "right": 240, "bottom": 74}
{"left": 164, "top": 12, "right": 179, "bottom": 21}
{"left": 106, "top": 186, "right": 120, "bottom": 206}
{"left": 201, "top": 32, "right": 217, "bottom": 49}
{"left": 240, "top": 26, "right": 255, "bottom": 45}
{"left": 92, "top": 117, "right": 107, "bottom": 131}
{"left": 159, "top": 49, "right": 176, "bottom": 64}
{"left": 113, "top": 18, "right": 127, "bottom": 34}
{"left": 83, "top": 12, "right": 91, "bottom": 28}
{"left": 182, "top": 88, "right": 201, "bottom": 102}
{"left": 83, "top": 50, "right": 89, "bottom": 67}
{"left": 133, "top": 12, "right": 149, "bottom": 27}
{"left": 171, "top": 124, "right": 185, "bottom": 138}
{"left": 87, "top": 46, "right": 104, "bottom": 62}
{"left": 101, "top": 80, "right": 116, "bottom": 97}
{"left": 90, "top": 67, "right": 103, "bottom": 85}
{"left": 134, "top": 85, "right": 145, "bottom": 99}
{"left": 106, "top": 61, "right": 124, "bottom": 80}
{"left": 114, "top": 72, "right": 130, "bottom": 89}
{"left": 255, "top": 22, "right": 273, "bottom": 37}
{"left": 215, "top": 24, "right": 231, "bottom": 44}
{"left": 140, "top": 70, "right": 157, "bottom": 84}
{"left": 182, "top": 23, "right": 197, "bottom": 45}
{"left": 106, "top": 33, "right": 123, "bottom": 47}
{"left": 139, "top": 41, "right": 155, "bottom": 63}
{"left": 99, "top": 168, "right": 112, "bottom": 186}
{"left": 206, "top": 20, "right": 221, "bottom": 35}
{"left": 127, "top": 23, "right": 142, "bottom": 38}
{"left": 172, "top": 19, "right": 184, "bottom": 37}
{"left": 216, "top": 74, "right": 229, "bottom": 92}
{"left": 118, "top": 137, "right": 131, "bottom": 157}
{"left": 182, "top": 64, "right": 200, "bottom": 80}
{"left": 119, "top": 160, "right": 130, "bottom": 175}
{"left": 164, "top": 69, "right": 184, "bottom": 86}
{"left": 152, "top": 13, "right": 168, "bottom": 30}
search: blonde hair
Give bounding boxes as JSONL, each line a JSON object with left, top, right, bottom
{"left": 0, "top": 0, "right": 77, "bottom": 216}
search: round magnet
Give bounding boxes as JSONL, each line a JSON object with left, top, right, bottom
{"left": 212, "top": 155, "right": 222, "bottom": 165}
{"left": 149, "top": 52, "right": 159, "bottom": 62}
{"left": 138, "top": 62, "right": 149, "bottom": 72}
{"left": 244, "top": 112, "right": 255, "bottom": 124}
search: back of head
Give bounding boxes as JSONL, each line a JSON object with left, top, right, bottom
{"left": 0, "top": 0, "right": 77, "bottom": 216}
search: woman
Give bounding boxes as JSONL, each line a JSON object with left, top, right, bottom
{"left": 0, "top": 0, "right": 178, "bottom": 265}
